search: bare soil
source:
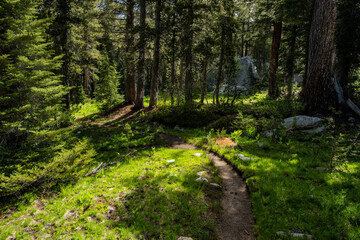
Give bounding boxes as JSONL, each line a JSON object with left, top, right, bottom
{"left": 160, "top": 134, "right": 256, "bottom": 240}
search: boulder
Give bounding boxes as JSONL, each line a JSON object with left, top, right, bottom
{"left": 301, "top": 126, "right": 326, "bottom": 134}
{"left": 282, "top": 116, "right": 325, "bottom": 129}
{"left": 207, "top": 56, "right": 260, "bottom": 92}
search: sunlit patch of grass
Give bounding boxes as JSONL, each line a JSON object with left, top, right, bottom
{"left": 165, "top": 125, "right": 360, "bottom": 240}
{"left": 0, "top": 148, "right": 221, "bottom": 239}
{"left": 72, "top": 98, "right": 102, "bottom": 120}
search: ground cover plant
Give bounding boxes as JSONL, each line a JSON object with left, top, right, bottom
{"left": 157, "top": 94, "right": 360, "bottom": 240}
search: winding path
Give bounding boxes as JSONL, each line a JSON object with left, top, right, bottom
{"left": 160, "top": 134, "right": 256, "bottom": 240}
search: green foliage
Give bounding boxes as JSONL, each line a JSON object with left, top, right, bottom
{"left": 0, "top": 0, "right": 68, "bottom": 133}
{"left": 149, "top": 104, "right": 238, "bottom": 128}
{"left": 0, "top": 140, "right": 95, "bottom": 197}
{"left": 95, "top": 52, "right": 121, "bottom": 110}
{"left": 0, "top": 124, "right": 220, "bottom": 239}
{"left": 169, "top": 124, "right": 360, "bottom": 240}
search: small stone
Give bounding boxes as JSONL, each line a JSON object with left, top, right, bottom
{"left": 263, "top": 130, "right": 274, "bottom": 138}
{"left": 238, "top": 154, "right": 255, "bottom": 161}
{"left": 77, "top": 131, "right": 81, "bottom": 134}
{"left": 210, "top": 183, "right": 221, "bottom": 188}
{"left": 277, "top": 231, "right": 312, "bottom": 239}
{"left": 170, "top": 174, "right": 178, "bottom": 177}
{"left": 197, "top": 171, "right": 208, "bottom": 176}
{"left": 193, "top": 153, "right": 203, "bottom": 157}
{"left": 195, "top": 177, "right": 208, "bottom": 182}
{"left": 108, "top": 187, "right": 114, "bottom": 191}
{"left": 167, "top": 160, "right": 175, "bottom": 163}
{"left": 257, "top": 142, "right": 264, "bottom": 147}
{"left": 178, "top": 237, "right": 193, "bottom": 240}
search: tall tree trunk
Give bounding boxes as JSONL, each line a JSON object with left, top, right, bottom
{"left": 285, "top": 26, "right": 297, "bottom": 98}
{"left": 133, "top": 0, "right": 146, "bottom": 109}
{"left": 178, "top": 58, "right": 184, "bottom": 105}
{"left": 215, "top": 22, "right": 225, "bottom": 105}
{"left": 149, "top": 0, "right": 161, "bottom": 108}
{"left": 125, "top": 0, "right": 136, "bottom": 104}
{"left": 301, "top": 0, "right": 337, "bottom": 113}
{"left": 170, "top": 22, "right": 176, "bottom": 105}
{"left": 201, "top": 57, "right": 208, "bottom": 104}
{"left": 269, "top": 21, "right": 282, "bottom": 98}
{"left": 56, "top": 0, "right": 71, "bottom": 109}
{"left": 184, "top": 3, "right": 194, "bottom": 105}
{"left": 241, "top": 22, "right": 245, "bottom": 57}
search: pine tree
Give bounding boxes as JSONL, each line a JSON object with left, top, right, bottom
{"left": 0, "top": 0, "right": 68, "bottom": 133}
{"left": 95, "top": 51, "right": 120, "bottom": 109}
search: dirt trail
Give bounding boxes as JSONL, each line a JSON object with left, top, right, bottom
{"left": 160, "top": 134, "right": 256, "bottom": 240}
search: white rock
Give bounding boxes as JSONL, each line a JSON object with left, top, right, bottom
{"left": 238, "top": 154, "right": 255, "bottom": 161}
{"left": 210, "top": 183, "right": 221, "bottom": 188}
{"left": 195, "top": 177, "right": 208, "bottom": 182}
{"left": 257, "top": 142, "right": 264, "bottom": 147}
{"left": 282, "top": 115, "right": 324, "bottom": 129}
{"left": 277, "top": 231, "right": 312, "bottom": 239}
{"left": 193, "top": 153, "right": 203, "bottom": 157}
{"left": 167, "top": 160, "right": 175, "bottom": 163}
{"left": 178, "top": 237, "right": 193, "bottom": 240}
{"left": 170, "top": 174, "right": 178, "bottom": 177}
{"left": 302, "top": 126, "right": 326, "bottom": 134}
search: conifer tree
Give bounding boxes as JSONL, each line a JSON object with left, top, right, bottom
{"left": 0, "top": 0, "right": 68, "bottom": 133}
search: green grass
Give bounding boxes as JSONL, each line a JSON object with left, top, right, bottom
{"left": 0, "top": 148, "right": 221, "bottom": 239}
{"left": 164, "top": 126, "right": 360, "bottom": 240}
{"left": 0, "top": 101, "right": 221, "bottom": 239}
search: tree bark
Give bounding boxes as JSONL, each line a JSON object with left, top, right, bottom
{"left": 170, "top": 1, "right": 177, "bottom": 106}
{"left": 215, "top": 21, "right": 225, "bottom": 105}
{"left": 301, "top": 0, "right": 337, "bottom": 113}
{"left": 125, "top": 0, "right": 136, "bottom": 105}
{"left": 201, "top": 57, "right": 208, "bottom": 104}
{"left": 149, "top": 0, "right": 161, "bottom": 108}
{"left": 269, "top": 21, "right": 282, "bottom": 98}
{"left": 285, "top": 26, "right": 297, "bottom": 98}
{"left": 241, "top": 22, "right": 245, "bottom": 57}
{"left": 133, "top": 0, "right": 146, "bottom": 109}
{"left": 184, "top": 3, "right": 194, "bottom": 105}
{"left": 178, "top": 58, "right": 184, "bottom": 105}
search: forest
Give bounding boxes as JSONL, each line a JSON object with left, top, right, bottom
{"left": 0, "top": 0, "right": 360, "bottom": 239}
